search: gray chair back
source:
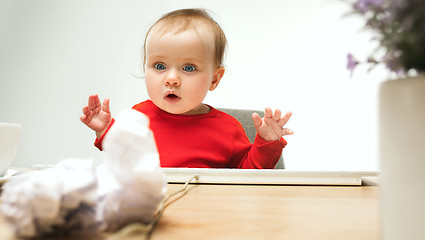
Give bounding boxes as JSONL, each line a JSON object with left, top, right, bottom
{"left": 218, "top": 108, "right": 285, "bottom": 169}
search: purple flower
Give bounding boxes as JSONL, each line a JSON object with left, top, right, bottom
{"left": 346, "top": 0, "right": 425, "bottom": 75}
{"left": 353, "top": 0, "right": 383, "bottom": 13}
{"left": 346, "top": 53, "right": 359, "bottom": 77}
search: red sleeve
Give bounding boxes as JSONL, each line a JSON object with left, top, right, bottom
{"left": 229, "top": 123, "right": 286, "bottom": 169}
{"left": 94, "top": 118, "right": 115, "bottom": 151}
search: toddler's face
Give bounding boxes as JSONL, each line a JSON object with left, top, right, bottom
{"left": 144, "top": 26, "right": 223, "bottom": 115}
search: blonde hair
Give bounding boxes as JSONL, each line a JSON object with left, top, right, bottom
{"left": 143, "top": 8, "right": 227, "bottom": 69}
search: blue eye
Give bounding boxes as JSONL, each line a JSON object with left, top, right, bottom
{"left": 155, "top": 63, "right": 166, "bottom": 70}
{"left": 183, "top": 65, "right": 196, "bottom": 72}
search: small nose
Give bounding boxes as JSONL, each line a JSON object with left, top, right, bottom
{"left": 164, "top": 69, "right": 181, "bottom": 86}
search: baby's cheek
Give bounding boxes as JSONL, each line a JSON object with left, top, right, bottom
{"left": 191, "top": 85, "right": 210, "bottom": 101}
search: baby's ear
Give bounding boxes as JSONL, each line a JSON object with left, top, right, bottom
{"left": 209, "top": 66, "right": 225, "bottom": 91}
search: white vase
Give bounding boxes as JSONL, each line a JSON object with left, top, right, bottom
{"left": 379, "top": 75, "right": 425, "bottom": 240}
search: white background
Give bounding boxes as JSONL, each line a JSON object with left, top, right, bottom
{"left": 0, "top": 0, "right": 388, "bottom": 171}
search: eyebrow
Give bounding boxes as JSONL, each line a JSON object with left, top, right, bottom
{"left": 180, "top": 56, "right": 204, "bottom": 63}
{"left": 147, "top": 55, "right": 204, "bottom": 63}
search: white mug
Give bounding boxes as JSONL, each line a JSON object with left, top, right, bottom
{"left": 0, "top": 123, "right": 22, "bottom": 176}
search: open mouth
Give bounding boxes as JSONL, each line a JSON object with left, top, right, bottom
{"left": 166, "top": 93, "right": 179, "bottom": 99}
{"left": 164, "top": 92, "right": 181, "bottom": 102}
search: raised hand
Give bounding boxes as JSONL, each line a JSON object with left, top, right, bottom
{"left": 80, "top": 94, "right": 112, "bottom": 137}
{"left": 252, "top": 107, "right": 293, "bottom": 142}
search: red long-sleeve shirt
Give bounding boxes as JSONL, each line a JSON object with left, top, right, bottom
{"left": 95, "top": 100, "right": 286, "bottom": 169}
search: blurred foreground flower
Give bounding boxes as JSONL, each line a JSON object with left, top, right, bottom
{"left": 346, "top": 0, "right": 425, "bottom": 77}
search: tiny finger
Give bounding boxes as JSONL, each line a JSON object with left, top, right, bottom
{"left": 282, "top": 128, "right": 294, "bottom": 136}
{"left": 264, "top": 107, "right": 273, "bottom": 118}
{"left": 90, "top": 95, "right": 102, "bottom": 110}
{"left": 82, "top": 105, "right": 89, "bottom": 115}
{"left": 102, "top": 98, "right": 110, "bottom": 113}
{"left": 251, "top": 112, "right": 262, "bottom": 128}
{"left": 273, "top": 108, "right": 282, "bottom": 121}
{"left": 278, "top": 111, "right": 292, "bottom": 126}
